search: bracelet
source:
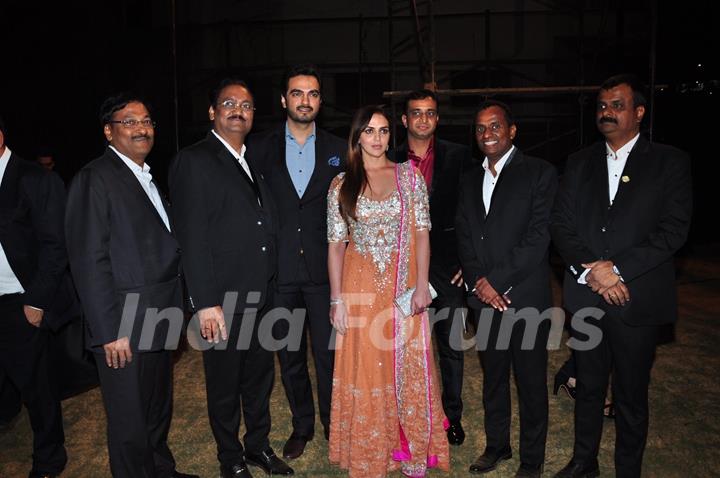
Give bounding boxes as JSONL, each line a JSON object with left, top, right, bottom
{"left": 330, "top": 298, "right": 344, "bottom": 305}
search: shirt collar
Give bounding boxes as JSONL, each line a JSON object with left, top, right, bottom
{"left": 109, "top": 145, "right": 150, "bottom": 175}
{"left": 0, "top": 146, "right": 11, "bottom": 166}
{"left": 285, "top": 121, "right": 316, "bottom": 142}
{"left": 482, "top": 144, "right": 515, "bottom": 175}
{"left": 606, "top": 133, "right": 640, "bottom": 159}
{"left": 212, "top": 130, "right": 247, "bottom": 160}
{"left": 408, "top": 136, "right": 434, "bottom": 160}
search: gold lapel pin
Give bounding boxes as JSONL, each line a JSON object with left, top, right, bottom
{"left": 621, "top": 175, "right": 630, "bottom": 183}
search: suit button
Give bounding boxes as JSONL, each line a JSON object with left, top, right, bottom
{"left": 601, "top": 227, "right": 606, "bottom": 233}
{"left": 297, "top": 227, "right": 301, "bottom": 232}
{"left": 257, "top": 220, "right": 262, "bottom": 225}
{"left": 300, "top": 248, "right": 304, "bottom": 254}
{"left": 480, "top": 235, "right": 484, "bottom": 240}
{"left": 261, "top": 246, "right": 267, "bottom": 252}
{"left": 176, "top": 247, "right": 182, "bottom": 254}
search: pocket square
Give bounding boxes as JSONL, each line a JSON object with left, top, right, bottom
{"left": 328, "top": 155, "right": 341, "bottom": 167}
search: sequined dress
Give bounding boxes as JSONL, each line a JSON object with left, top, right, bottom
{"left": 327, "top": 162, "right": 449, "bottom": 478}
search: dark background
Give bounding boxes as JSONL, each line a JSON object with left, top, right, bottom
{"left": 0, "top": 0, "right": 716, "bottom": 243}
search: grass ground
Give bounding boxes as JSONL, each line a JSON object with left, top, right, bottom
{"left": 2, "top": 249, "right": 718, "bottom": 477}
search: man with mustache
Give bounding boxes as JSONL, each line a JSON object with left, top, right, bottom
{"left": 550, "top": 74, "right": 693, "bottom": 478}
{"left": 247, "top": 65, "right": 345, "bottom": 460}
{"left": 0, "top": 115, "right": 67, "bottom": 478}
{"left": 393, "top": 89, "right": 474, "bottom": 447}
{"left": 170, "top": 79, "right": 293, "bottom": 478}
{"left": 456, "top": 100, "right": 557, "bottom": 477}
{"left": 65, "top": 94, "right": 197, "bottom": 478}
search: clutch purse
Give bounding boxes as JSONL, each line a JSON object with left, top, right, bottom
{"left": 394, "top": 284, "right": 438, "bottom": 318}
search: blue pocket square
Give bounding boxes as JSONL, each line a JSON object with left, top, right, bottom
{"left": 328, "top": 155, "right": 341, "bottom": 167}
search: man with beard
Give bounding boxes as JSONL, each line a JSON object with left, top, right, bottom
{"left": 0, "top": 115, "right": 67, "bottom": 478}
{"left": 65, "top": 94, "right": 196, "bottom": 478}
{"left": 169, "top": 79, "right": 293, "bottom": 478}
{"left": 393, "top": 89, "right": 473, "bottom": 446}
{"left": 247, "top": 65, "right": 345, "bottom": 459}
{"left": 550, "top": 74, "right": 692, "bottom": 478}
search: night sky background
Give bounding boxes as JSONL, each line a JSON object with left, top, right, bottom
{"left": 1, "top": 0, "right": 716, "bottom": 244}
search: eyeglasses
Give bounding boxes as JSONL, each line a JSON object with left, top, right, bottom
{"left": 108, "top": 119, "right": 157, "bottom": 129}
{"left": 218, "top": 99, "right": 255, "bottom": 112}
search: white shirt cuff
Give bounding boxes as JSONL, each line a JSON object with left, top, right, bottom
{"left": 577, "top": 268, "right": 591, "bottom": 284}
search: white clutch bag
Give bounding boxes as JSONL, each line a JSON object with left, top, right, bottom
{"left": 394, "top": 284, "right": 438, "bottom": 318}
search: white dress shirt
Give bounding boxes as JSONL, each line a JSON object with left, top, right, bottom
{"left": 482, "top": 145, "right": 515, "bottom": 214}
{"left": 212, "top": 130, "right": 253, "bottom": 181}
{"left": 110, "top": 146, "right": 171, "bottom": 232}
{"left": 577, "top": 134, "right": 639, "bottom": 284}
{"left": 606, "top": 133, "right": 639, "bottom": 204}
{"left": 0, "top": 146, "right": 26, "bottom": 294}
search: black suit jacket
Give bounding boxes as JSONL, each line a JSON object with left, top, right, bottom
{"left": 550, "top": 136, "right": 692, "bottom": 326}
{"left": 65, "top": 148, "right": 182, "bottom": 351}
{"left": 0, "top": 152, "right": 67, "bottom": 317}
{"left": 247, "top": 124, "right": 345, "bottom": 286}
{"left": 456, "top": 149, "right": 558, "bottom": 311}
{"left": 394, "top": 138, "right": 473, "bottom": 275}
{"left": 169, "top": 133, "right": 278, "bottom": 312}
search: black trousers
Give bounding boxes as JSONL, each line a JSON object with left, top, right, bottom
{"left": 94, "top": 349, "right": 176, "bottom": 478}
{"left": 0, "top": 294, "right": 66, "bottom": 475}
{"left": 204, "top": 307, "right": 274, "bottom": 466}
{"left": 571, "top": 312, "right": 659, "bottom": 478}
{"left": 273, "top": 263, "right": 333, "bottom": 437}
{"left": 0, "top": 370, "right": 21, "bottom": 422}
{"left": 428, "top": 264, "right": 466, "bottom": 423}
{"left": 472, "top": 307, "right": 549, "bottom": 466}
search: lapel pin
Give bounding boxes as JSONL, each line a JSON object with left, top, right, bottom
{"left": 621, "top": 175, "right": 630, "bottom": 183}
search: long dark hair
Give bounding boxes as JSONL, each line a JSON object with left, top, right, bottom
{"left": 339, "top": 105, "right": 390, "bottom": 221}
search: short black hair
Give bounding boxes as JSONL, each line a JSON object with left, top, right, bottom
{"left": 0, "top": 115, "right": 5, "bottom": 136}
{"left": 99, "top": 93, "right": 151, "bottom": 126}
{"left": 282, "top": 65, "right": 322, "bottom": 97}
{"left": 209, "top": 78, "right": 253, "bottom": 107}
{"left": 475, "top": 99, "right": 515, "bottom": 126}
{"left": 600, "top": 74, "right": 647, "bottom": 108}
{"left": 403, "top": 89, "right": 438, "bottom": 113}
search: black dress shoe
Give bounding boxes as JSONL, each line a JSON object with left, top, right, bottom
{"left": 220, "top": 462, "right": 253, "bottom": 478}
{"left": 553, "top": 460, "right": 599, "bottom": 478}
{"left": 515, "top": 462, "right": 543, "bottom": 477}
{"left": 282, "top": 432, "right": 312, "bottom": 459}
{"left": 245, "top": 448, "right": 294, "bottom": 475}
{"left": 446, "top": 420, "right": 465, "bottom": 445}
{"left": 469, "top": 447, "right": 512, "bottom": 474}
{"left": 172, "top": 471, "right": 200, "bottom": 478}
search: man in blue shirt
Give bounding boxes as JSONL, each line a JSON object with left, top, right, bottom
{"left": 248, "top": 65, "right": 346, "bottom": 460}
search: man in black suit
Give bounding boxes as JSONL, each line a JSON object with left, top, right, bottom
{"left": 550, "top": 74, "right": 692, "bottom": 478}
{"left": 393, "top": 89, "right": 473, "bottom": 445}
{"left": 0, "top": 116, "right": 67, "bottom": 478}
{"left": 65, "top": 95, "right": 197, "bottom": 478}
{"left": 456, "top": 100, "right": 557, "bottom": 478}
{"left": 169, "top": 79, "right": 293, "bottom": 478}
{"left": 247, "top": 65, "right": 346, "bottom": 459}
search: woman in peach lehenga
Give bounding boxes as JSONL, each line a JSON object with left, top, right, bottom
{"left": 326, "top": 105, "right": 449, "bottom": 478}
